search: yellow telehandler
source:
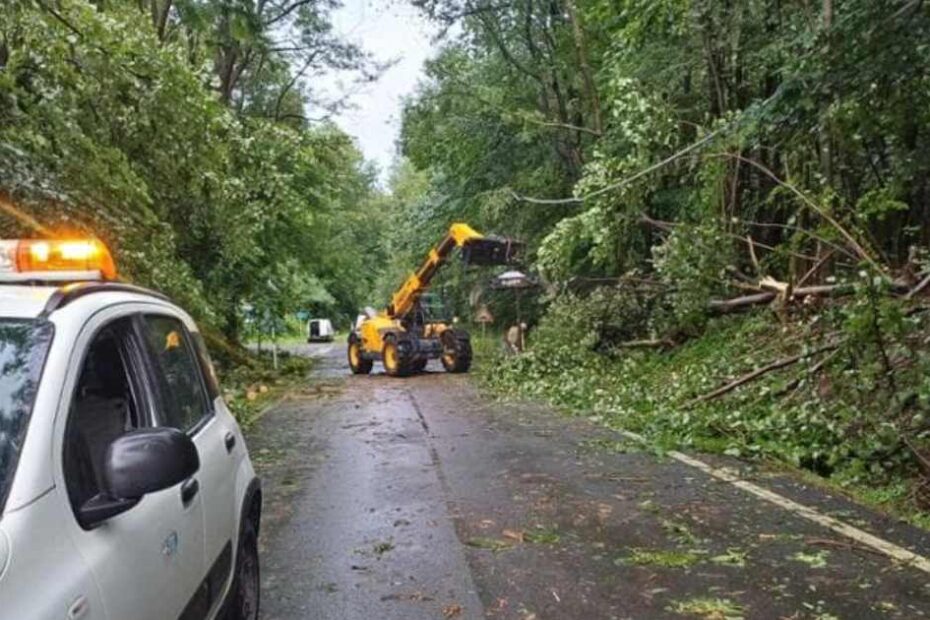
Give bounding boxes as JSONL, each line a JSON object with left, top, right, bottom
{"left": 348, "top": 223, "right": 520, "bottom": 376}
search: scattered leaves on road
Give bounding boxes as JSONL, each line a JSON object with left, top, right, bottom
{"left": 373, "top": 540, "right": 395, "bottom": 557}
{"left": 668, "top": 597, "right": 744, "bottom": 619}
{"left": 502, "top": 529, "right": 525, "bottom": 543}
{"left": 661, "top": 518, "right": 700, "bottom": 545}
{"left": 524, "top": 526, "right": 561, "bottom": 545}
{"left": 790, "top": 550, "right": 829, "bottom": 568}
{"left": 380, "top": 591, "right": 433, "bottom": 602}
{"left": 466, "top": 537, "right": 514, "bottom": 552}
{"left": 710, "top": 548, "right": 748, "bottom": 568}
{"left": 620, "top": 548, "right": 701, "bottom": 568}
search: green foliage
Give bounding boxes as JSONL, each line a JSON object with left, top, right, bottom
{"left": 483, "top": 289, "right": 930, "bottom": 523}
{"left": 652, "top": 225, "right": 734, "bottom": 335}
{"left": 402, "top": 0, "right": 930, "bottom": 313}
{"left": 0, "top": 0, "right": 383, "bottom": 341}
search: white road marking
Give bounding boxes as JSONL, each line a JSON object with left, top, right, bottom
{"left": 619, "top": 430, "right": 930, "bottom": 574}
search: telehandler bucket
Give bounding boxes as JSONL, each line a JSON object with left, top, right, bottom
{"left": 461, "top": 236, "right": 523, "bottom": 266}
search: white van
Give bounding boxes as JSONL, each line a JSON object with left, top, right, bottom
{"left": 307, "top": 318, "right": 335, "bottom": 342}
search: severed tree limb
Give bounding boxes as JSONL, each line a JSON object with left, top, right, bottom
{"left": 615, "top": 338, "right": 675, "bottom": 349}
{"left": 797, "top": 248, "right": 836, "bottom": 288}
{"left": 708, "top": 284, "right": 855, "bottom": 313}
{"left": 902, "top": 437, "right": 930, "bottom": 475}
{"left": 638, "top": 212, "right": 677, "bottom": 232}
{"left": 747, "top": 235, "right": 761, "bottom": 275}
{"left": 709, "top": 291, "right": 778, "bottom": 312}
{"left": 804, "top": 537, "right": 884, "bottom": 557}
{"left": 906, "top": 272, "right": 930, "bottom": 300}
{"left": 711, "top": 279, "right": 914, "bottom": 314}
{"left": 685, "top": 343, "right": 839, "bottom": 408}
{"left": 773, "top": 346, "right": 843, "bottom": 400}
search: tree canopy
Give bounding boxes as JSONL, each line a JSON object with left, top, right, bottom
{"left": 0, "top": 0, "right": 385, "bottom": 341}
{"left": 402, "top": 0, "right": 930, "bottom": 293}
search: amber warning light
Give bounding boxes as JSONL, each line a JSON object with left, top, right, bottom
{"left": 0, "top": 239, "right": 117, "bottom": 281}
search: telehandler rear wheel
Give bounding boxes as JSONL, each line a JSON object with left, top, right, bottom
{"left": 382, "top": 339, "right": 411, "bottom": 377}
{"left": 441, "top": 333, "right": 472, "bottom": 373}
{"left": 348, "top": 337, "right": 372, "bottom": 375}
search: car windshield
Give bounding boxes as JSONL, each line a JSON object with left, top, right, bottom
{"left": 0, "top": 319, "right": 54, "bottom": 516}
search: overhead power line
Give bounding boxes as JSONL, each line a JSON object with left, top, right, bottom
{"left": 510, "top": 92, "right": 780, "bottom": 206}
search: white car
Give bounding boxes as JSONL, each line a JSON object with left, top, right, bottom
{"left": 0, "top": 239, "right": 261, "bottom": 620}
{"left": 306, "top": 318, "right": 334, "bottom": 342}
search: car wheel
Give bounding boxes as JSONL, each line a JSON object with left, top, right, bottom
{"left": 227, "top": 519, "right": 260, "bottom": 620}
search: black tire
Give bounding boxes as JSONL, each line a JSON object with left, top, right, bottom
{"left": 348, "top": 337, "right": 373, "bottom": 375}
{"left": 226, "top": 518, "right": 260, "bottom": 620}
{"left": 441, "top": 332, "right": 472, "bottom": 373}
{"left": 382, "top": 338, "right": 411, "bottom": 377}
{"left": 411, "top": 358, "right": 428, "bottom": 373}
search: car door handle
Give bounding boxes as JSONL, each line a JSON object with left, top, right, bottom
{"left": 224, "top": 431, "right": 236, "bottom": 453}
{"left": 180, "top": 478, "right": 199, "bottom": 506}
{"left": 68, "top": 595, "right": 89, "bottom": 619}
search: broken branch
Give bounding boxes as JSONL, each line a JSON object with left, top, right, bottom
{"left": 615, "top": 338, "right": 676, "bottom": 349}
{"left": 907, "top": 272, "right": 930, "bottom": 300}
{"left": 685, "top": 344, "right": 839, "bottom": 407}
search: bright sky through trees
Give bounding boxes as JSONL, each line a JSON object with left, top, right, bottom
{"left": 319, "top": 0, "right": 440, "bottom": 181}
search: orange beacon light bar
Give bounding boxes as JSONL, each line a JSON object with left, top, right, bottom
{"left": 0, "top": 239, "right": 117, "bottom": 281}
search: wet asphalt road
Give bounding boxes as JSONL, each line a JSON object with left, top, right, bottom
{"left": 247, "top": 344, "right": 930, "bottom": 619}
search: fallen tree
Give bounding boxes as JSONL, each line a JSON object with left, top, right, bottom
{"left": 684, "top": 343, "right": 839, "bottom": 408}
{"left": 615, "top": 338, "right": 676, "bottom": 349}
{"left": 708, "top": 280, "right": 916, "bottom": 314}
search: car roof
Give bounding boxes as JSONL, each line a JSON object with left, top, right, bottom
{"left": 0, "top": 282, "right": 170, "bottom": 320}
{"left": 0, "top": 286, "right": 60, "bottom": 319}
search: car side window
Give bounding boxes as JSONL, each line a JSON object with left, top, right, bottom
{"left": 190, "top": 331, "right": 220, "bottom": 401}
{"left": 63, "top": 318, "right": 146, "bottom": 514}
{"left": 140, "top": 315, "right": 210, "bottom": 432}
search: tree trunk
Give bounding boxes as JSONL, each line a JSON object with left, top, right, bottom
{"left": 564, "top": 0, "right": 602, "bottom": 135}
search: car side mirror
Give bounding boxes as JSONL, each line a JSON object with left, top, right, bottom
{"left": 105, "top": 427, "right": 199, "bottom": 499}
{"left": 78, "top": 427, "right": 199, "bottom": 528}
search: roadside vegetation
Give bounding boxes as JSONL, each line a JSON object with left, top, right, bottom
{"left": 219, "top": 351, "right": 312, "bottom": 430}
{"left": 0, "top": 0, "right": 388, "bottom": 346}
{"left": 398, "top": 0, "right": 930, "bottom": 524}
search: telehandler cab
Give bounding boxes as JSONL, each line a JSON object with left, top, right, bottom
{"left": 348, "top": 223, "right": 521, "bottom": 376}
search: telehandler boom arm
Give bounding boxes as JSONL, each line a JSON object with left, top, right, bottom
{"left": 386, "top": 223, "right": 518, "bottom": 319}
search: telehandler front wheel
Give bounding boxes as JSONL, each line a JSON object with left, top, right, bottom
{"left": 441, "top": 334, "right": 472, "bottom": 373}
{"left": 348, "top": 338, "right": 373, "bottom": 375}
{"left": 382, "top": 339, "right": 411, "bottom": 377}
